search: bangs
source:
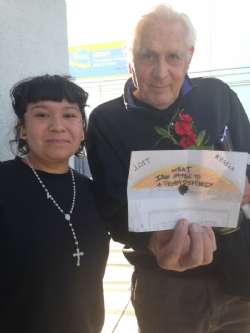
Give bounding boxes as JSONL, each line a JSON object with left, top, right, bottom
{"left": 11, "top": 74, "right": 88, "bottom": 118}
{"left": 24, "top": 76, "right": 85, "bottom": 104}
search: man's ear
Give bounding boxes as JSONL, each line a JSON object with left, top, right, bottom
{"left": 128, "top": 62, "right": 138, "bottom": 89}
{"left": 128, "top": 63, "right": 133, "bottom": 74}
{"left": 187, "top": 47, "right": 194, "bottom": 66}
{"left": 184, "top": 47, "right": 194, "bottom": 73}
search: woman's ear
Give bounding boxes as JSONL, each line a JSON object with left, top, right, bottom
{"left": 20, "top": 125, "right": 27, "bottom": 140}
{"left": 81, "top": 122, "right": 85, "bottom": 141}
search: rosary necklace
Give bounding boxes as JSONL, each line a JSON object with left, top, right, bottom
{"left": 26, "top": 159, "right": 84, "bottom": 267}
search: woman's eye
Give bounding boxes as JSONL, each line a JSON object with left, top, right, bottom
{"left": 35, "top": 112, "right": 48, "bottom": 118}
{"left": 64, "top": 112, "right": 77, "bottom": 118}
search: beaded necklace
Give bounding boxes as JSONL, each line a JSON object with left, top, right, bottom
{"left": 26, "top": 159, "right": 84, "bottom": 267}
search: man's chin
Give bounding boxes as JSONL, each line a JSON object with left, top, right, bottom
{"left": 151, "top": 99, "right": 174, "bottom": 110}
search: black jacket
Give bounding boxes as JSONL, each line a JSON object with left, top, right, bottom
{"left": 87, "top": 77, "right": 250, "bottom": 279}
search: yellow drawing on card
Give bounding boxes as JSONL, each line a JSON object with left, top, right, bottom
{"left": 132, "top": 164, "right": 239, "bottom": 194}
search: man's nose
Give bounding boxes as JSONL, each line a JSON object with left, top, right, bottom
{"left": 154, "top": 58, "right": 170, "bottom": 80}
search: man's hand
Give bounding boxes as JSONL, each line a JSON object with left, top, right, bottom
{"left": 148, "top": 219, "right": 217, "bottom": 272}
{"left": 241, "top": 178, "right": 250, "bottom": 206}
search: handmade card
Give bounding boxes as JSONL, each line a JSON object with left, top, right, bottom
{"left": 127, "top": 150, "right": 248, "bottom": 232}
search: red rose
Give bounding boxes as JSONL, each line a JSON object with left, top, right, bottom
{"left": 155, "top": 109, "right": 211, "bottom": 150}
{"left": 179, "top": 133, "right": 196, "bottom": 148}
{"left": 179, "top": 112, "right": 192, "bottom": 123}
{"left": 175, "top": 120, "right": 193, "bottom": 136}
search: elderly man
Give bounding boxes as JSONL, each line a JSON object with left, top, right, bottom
{"left": 87, "top": 4, "right": 250, "bottom": 333}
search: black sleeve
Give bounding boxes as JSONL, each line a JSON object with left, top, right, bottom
{"left": 86, "top": 110, "right": 151, "bottom": 250}
{"left": 228, "top": 89, "right": 250, "bottom": 180}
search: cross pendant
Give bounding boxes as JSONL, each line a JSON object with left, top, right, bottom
{"left": 73, "top": 248, "right": 84, "bottom": 267}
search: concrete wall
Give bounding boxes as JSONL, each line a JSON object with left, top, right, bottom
{"left": 0, "top": 0, "right": 69, "bottom": 160}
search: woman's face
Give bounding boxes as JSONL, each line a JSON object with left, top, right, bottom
{"left": 20, "top": 99, "right": 84, "bottom": 172}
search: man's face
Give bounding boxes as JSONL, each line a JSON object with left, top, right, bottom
{"left": 130, "top": 20, "right": 194, "bottom": 110}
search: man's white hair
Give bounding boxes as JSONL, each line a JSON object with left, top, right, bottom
{"left": 128, "top": 4, "right": 196, "bottom": 61}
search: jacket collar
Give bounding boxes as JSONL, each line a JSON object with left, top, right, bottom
{"left": 123, "top": 75, "right": 193, "bottom": 111}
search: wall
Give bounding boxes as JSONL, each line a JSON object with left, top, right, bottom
{"left": 0, "top": 0, "right": 69, "bottom": 160}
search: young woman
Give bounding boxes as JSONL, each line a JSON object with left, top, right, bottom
{"left": 0, "top": 75, "right": 109, "bottom": 333}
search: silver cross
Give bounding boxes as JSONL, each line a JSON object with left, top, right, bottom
{"left": 73, "top": 248, "right": 84, "bottom": 267}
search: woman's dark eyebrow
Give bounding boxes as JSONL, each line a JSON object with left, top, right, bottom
{"left": 29, "top": 104, "right": 48, "bottom": 110}
{"left": 63, "top": 106, "right": 79, "bottom": 110}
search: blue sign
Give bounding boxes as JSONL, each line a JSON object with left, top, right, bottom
{"left": 69, "top": 41, "right": 128, "bottom": 79}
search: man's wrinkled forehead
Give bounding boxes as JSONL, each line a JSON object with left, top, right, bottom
{"left": 134, "top": 18, "right": 188, "bottom": 53}
{"left": 135, "top": 23, "right": 188, "bottom": 57}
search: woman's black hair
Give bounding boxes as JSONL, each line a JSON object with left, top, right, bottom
{"left": 10, "top": 74, "right": 88, "bottom": 156}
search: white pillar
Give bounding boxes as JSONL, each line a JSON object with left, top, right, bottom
{"left": 0, "top": 0, "right": 69, "bottom": 160}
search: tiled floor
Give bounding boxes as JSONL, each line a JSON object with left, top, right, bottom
{"left": 101, "top": 241, "right": 138, "bottom": 333}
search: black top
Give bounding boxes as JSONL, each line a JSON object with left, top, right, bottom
{"left": 0, "top": 157, "right": 109, "bottom": 333}
{"left": 86, "top": 77, "right": 250, "bottom": 275}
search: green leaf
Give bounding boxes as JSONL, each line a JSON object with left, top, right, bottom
{"left": 196, "top": 130, "right": 206, "bottom": 146}
{"left": 155, "top": 126, "right": 170, "bottom": 138}
{"left": 188, "top": 144, "right": 214, "bottom": 150}
{"left": 214, "top": 226, "right": 240, "bottom": 235}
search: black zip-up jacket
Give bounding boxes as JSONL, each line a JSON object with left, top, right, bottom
{"left": 87, "top": 76, "right": 250, "bottom": 278}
